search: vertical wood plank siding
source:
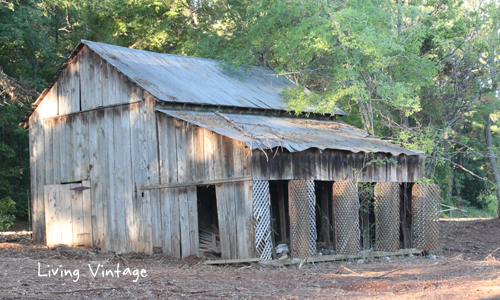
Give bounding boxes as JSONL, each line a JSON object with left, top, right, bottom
{"left": 31, "top": 44, "right": 159, "bottom": 253}
{"left": 29, "top": 109, "right": 45, "bottom": 241}
{"left": 155, "top": 113, "right": 254, "bottom": 258}
{"left": 212, "top": 181, "right": 255, "bottom": 259}
{"left": 37, "top": 98, "right": 157, "bottom": 254}
{"left": 251, "top": 149, "right": 423, "bottom": 182}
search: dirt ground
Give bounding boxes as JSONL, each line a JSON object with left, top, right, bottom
{"left": 1, "top": 218, "right": 499, "bottom": 299}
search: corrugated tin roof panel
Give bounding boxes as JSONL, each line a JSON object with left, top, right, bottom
{"left": 156, "top": 109, "right": 423, "bottom": 156}
{"left": 83, "top": 40, "right": 346, "bottom": 115}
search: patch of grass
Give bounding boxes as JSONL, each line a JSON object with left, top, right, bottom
{"left": 440, "top": 205, "right": 496, "bottom": 219}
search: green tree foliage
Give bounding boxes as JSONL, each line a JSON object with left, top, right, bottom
{"left": 188, "top": 0, "right": 438, "bottom": 133}
{"left": 188, "top": 0, "right": 500, "bottom": 216}
{"left": 0, "top": 68, "right": 33, "bottom": 219}
{"left": 1, "top": 0, "right": 500, "bottom": 219}
{"left": 0, "top": 196, "right": 16, "bottom": 230}
{"left": 0, "top": 0, "right": 56, "bottom": 221}
{"left": 0, "top": 0, "right": 204, "bottom": 221}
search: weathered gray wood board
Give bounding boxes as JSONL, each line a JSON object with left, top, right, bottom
{"left": 234, "top": 181, "right": 254, "bottom": 259}
{"left": 29, "top": 108, "right": 45, "bottom": 241}
{"left": 45, "top": 45, "right": 142, "bottom": 117}
{"left": 88, "top": 109, "right": 105, "bottom": 250}
{"left": 35, "top": 100, "right": 157, "bottom": 254}
{"left": 153, "top": 113, "right": 255, "bottom": 259}
{"left": 59, "top": 182, "right": 72, "bottom": 245}
{"left": 58, "top": 57, "right": 80, "bottom": 115}
{"left": 261, "top": 248, "right": 423, "bottom": 266}
{"left": 104, "top": 108, "right": 117, "bottom": 252}
{"left": 215, "top": 181, "right": 255, "bottom": 259}
{"left": 43, "top": 182, "right": 92, "bottom": 247}
{"left": 32, "top": 45, "right": 142, "bottom": 123}
{"left": 129, "top": 95, "right": 145, "bottom": 252}
{"left": 43, "top": 185, "right": 60, "bottom": 245}
{"left": 139, "top": 190, "right": 153, "bottom": 254}
{"left": 151, "top": 188, "right": 163, "bottom": 248}
{"left": 156, "top": 114, "right": 253, "bottom": 186}
{"left": 153, "top": 187, "right": 199, "bottom": 258}
{"left": 251, "top": 149, "right": 424, "bottom": 182}
{"left": 31, "top": 43, "right": 159, "bottom": 253}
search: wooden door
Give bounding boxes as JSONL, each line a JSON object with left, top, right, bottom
{"left": 43, "top": 181, "right": 92, "bottom": 247}
{"left": 215, "top": 181, "right": 254, "bottom": 259}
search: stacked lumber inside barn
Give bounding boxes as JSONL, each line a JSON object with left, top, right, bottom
{"left": 199, "top": 225, "right": 221, "bottom": 259}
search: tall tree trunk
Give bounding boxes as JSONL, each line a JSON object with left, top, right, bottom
{"left": 357, "top": 96, "right": 374, "bottom": 135}
{"left": 484, "top": 114, "right": 500, "bottom": 217}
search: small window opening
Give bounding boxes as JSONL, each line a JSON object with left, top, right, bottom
{"left": 197, "top": 186, "right": 220, "bottom": 259}
{"left": 269, "top": 180, "right": 290, "bottom": 259}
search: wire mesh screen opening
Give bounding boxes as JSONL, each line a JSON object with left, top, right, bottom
{"left": 412, "top": 183, "right": 441, "bottom": 251}
{"left": 289, "top": 180, "right": 316, "bottom": 259}
{"left": 333, "top": 181, "right": 360, "bottom": 255}
{"left": 374, "top": 182, "right": 401, "bottom": 252}
{"left": 253, "top": 181, "right": 273, "bottom": 261}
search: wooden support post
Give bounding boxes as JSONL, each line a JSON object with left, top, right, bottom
{"left": 204, "top": 258, "right": 262, "bottom": 265}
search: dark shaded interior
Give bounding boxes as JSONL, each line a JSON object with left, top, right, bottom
{"left": 315, "top": 181, "right": 336, "bottom": 253}
{"left": 197, "top": 185, "right": 218, "bottom": 229}
{"left": 269, "top": 180, "right": 290, "bottom": 256}
{"left": 400, "top": 183, "right": 414, "bottom": 249}
{"left": 359, "top": 183, "right": 376, "bottom": 251}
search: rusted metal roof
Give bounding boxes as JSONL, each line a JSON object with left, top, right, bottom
{"left": 156, "top": 109, "right": 423, "bottom": 156}
{"left": 83, "top": 40, "right": 346, "bottom": 114}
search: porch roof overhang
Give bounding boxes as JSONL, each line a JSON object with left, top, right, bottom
{"left": 156, "top": 109, "right": 423, "bottom": 157}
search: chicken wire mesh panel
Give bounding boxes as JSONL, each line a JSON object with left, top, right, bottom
{"left": 289, "top": 180, "right": 316, "bottom": 259}
{"left": 412, "top": 183, "right": 441, "bottom": 251}
{"left": 253, "top": 180, "right": 273, "bottom": 261}
{"left": 306, "top": 180, "right": 316, "bottom": 256}
{"left": 334, "top": 181, "right": 360, "bottom": 255}
{"left": 374, "top": 182, "right": 400, "bottom": 252}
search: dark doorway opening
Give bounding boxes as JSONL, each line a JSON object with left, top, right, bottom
{"left": 400, "top": 183, "right": 413, "bottom": 249}
{"left": 269, "top": 180, "right": 290, "bottom": 258}
{"left": 359, "top": 183, "right": 376, "bottom": 251}
{"left": 315, "top": 181, "right": 335, "bottom": 255}
{"left": 197, "top": 185, "right": 220, "bottom": 258}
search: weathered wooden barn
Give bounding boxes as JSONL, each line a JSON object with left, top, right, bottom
{"left": 27, "top": 40, "right": 440, "bottom": 261}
